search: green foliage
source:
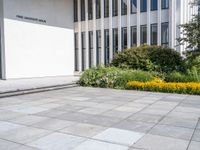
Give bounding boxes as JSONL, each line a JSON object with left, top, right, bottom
{"left": 112, "top": 46, "right": 154, "bottom": 71}
{"left": 177, "top": 1, "right": 200, "bottom": 51}
{"left": 79, "top": 66, "right": 154, "bottom": 89}
{"left": 148, "top": 47, "right": 186, "bottom": 73}
{"left": 165, "top": 70, "right": 200, "bottom": 83}
{"left": 112, "top": 45, "right": 185, "bottom": 73}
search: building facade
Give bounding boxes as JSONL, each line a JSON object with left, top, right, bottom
{"left": 74, "top": 0, "right": 198, "bottom": 72}
{"left": 0, "top": 0, "right": 75, "bottom": 79}
{"left": 0, "top": 0, "right": 198, "bottom": 79}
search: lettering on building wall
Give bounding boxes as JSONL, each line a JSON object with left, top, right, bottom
{"left": 16, "top": 15, "right": 46, "bottom": 23}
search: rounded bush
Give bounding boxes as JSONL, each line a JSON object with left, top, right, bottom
{"left": 112, "top": 45, "right": 185, "bottom": 73}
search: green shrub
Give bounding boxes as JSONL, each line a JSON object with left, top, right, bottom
{"left": 79, "top": 66, "right": 154, "bottom": 89}
{"left": 165, "top": 71, "right": 200, "bottom": 82}
{"left": 112, "top": 45, "right": 185, "bottom": 73}
{"left": 112, "top": 46, "right": 154, "bottom": 71}
{"left": 148, "top": 47, "right": 185, "bottom": 73}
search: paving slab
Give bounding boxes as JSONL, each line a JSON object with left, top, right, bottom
{"left": 149, "top": 124, "right": 194, "bottom": 140}
{"left": 0, "top": 126, "right": 50, "bottom": 144}
{"left": 93, "top": 128, "right": 144, "bottom": 146}
{"left": 134, "top": 134, "right": 189, "bottom": 150}
{"left": 73, "top": 139, "right": 129, "bottom": 150}
{"left": 60, "top": 123, "right": 106, "bottom": 137}
{"left": 192, "top": 129, "right": 200, "bottom": 142}
{"left": 188, "top": 141, "right": 200, "bottom": 150}
{"left": 28, "top": 132, "right": 86, "bottom": 150}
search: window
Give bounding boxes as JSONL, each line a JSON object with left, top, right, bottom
{"left": 131, "top": 0, "right": 137, "bottom": 14}
{"left": 104, "top": 29, "right": 110, "bottom": 65}
{"left": 113, "top": 28, "right": 118, "bottom": 55}
{"left": 151, "top": 0, "right": 158, "bottom": 11}
{"left": 81, "top": 0, "right": 85, "bottom": 21}
{"left": 74, "top": 33, "right": 79, "bottom": 71}
{"left": 81, "top": 32, "right": 86, "bottom": 71}
{"left": 161, "top": 22, "right": 169, "bottom": 46}
{"left": 140, "top": 0, "right": 147, "bottom": 12}
{"left": 74, "top": 0, "right": 78, "bottom": 22}
{"left": 141, "top": 25, "right": 147, "bottom": 44}
{"left": 161, "top": 0, "right": 169, "bottom": 9}
{"left": 96, "top": 0, "right": 101, "bottom": 19}
{"left": 89, "top": 31, "right": 93, "bottom": 68}
{"left": 104, "top": 0, "right": 109, "bottom": 17}
{"left": 121, "top": 0, "right": 127, "bottom": 15}
{"left": 113, "top": 0, "right": 118, "bottom": 16}
{"left": 96, "top": 30, "right": 101, "bottom": 65}
{"left": 88, "top": 0, "right": 93, "bottom": 20}
{"left": 151, "top": 24, "right": 158, "bottom": 45}
{"left": 131, "top": 26, "right": 137, "bottom": 47}
{"left": 122, "top": 27, "right": 127, "bottom": 50}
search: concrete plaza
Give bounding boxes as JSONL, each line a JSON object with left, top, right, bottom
{"left": 0, "top": 87, "right": 199, "bottom": 150}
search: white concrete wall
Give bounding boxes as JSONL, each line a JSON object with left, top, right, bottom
{"left": 3, "top": 0, "right": 74, "bottom": 79}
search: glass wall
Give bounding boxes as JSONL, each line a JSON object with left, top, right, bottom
{"left": 88, "top": 0, "right": 93, "bottom": 20}
{"left": 81, "top": 0, "right": 85, "bottom": 21}
{"left": 74, "top": 33, "right": 79, "bottom": 71}
{"left": 121, "top": 0, "right": 127, "bottom": 15}
{"left": 96, "top": 30, "right": 101, "bottom": 65}
{"left": 89, "top": 31, "right": 93, "bottom": 68}
{"left": 131, "top": 26, "right": 137, "bottom": 47}
{"left": 113, "top": 0, "right": 118, "bottom": 16}
{"left": 104, "top": 0, "right": 109, "bottom": 17}
{"left": 96, "top": 0, "right": 101, "bottom": 19}
{"left": 74, "top": 0, "right": 78, "bottom": 22}
{"left": 161, "top": 22, "right": 169, "bottom": 46}
{"left": 151, "top": 24, "right": 158, "bottom": 45}
{"left": 104, "top": 29, "right": 110, "bottom": 65}
{"left": 140, "top": 0, "right": 147, "bottom": 12}
{"left": 151, "top": 0, "right": 158, "bottom": 11}
{"left": 140, "top": 25, "right": 147, "bottom": 44}
{"left": 113, "top": 28, "right": 118, "bottom": 55}
{"left": 122, "top": 27, "right": 127, "bottom": 50}
{"left": 81, "top": 32, "right": 86, "bottom": 71}
{"left": 161, "top": 0, "right": 169, "bottom": 9}
{"left": 131, "top": 0, "right": 137, "bottom": 14}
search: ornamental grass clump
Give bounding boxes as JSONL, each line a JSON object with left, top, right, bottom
{"left": 127, "top": 79, "right": 200, "bottom": 95}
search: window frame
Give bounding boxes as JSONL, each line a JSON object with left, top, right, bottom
{"left": 151, "top": 0, "right": 158, "bottom": 11}
{"left": 161, "top": 22, "right": 169, "bottom": 46}
{"left": 151, "top": 23, "right": 158, "bottom": 45}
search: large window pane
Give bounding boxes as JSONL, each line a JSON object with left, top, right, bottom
{"left": 89, "top": 31, "right": 93, "bottom": 68}
{"left": 131, "top": 0, "right": 137, "bottom": 14}
{"left": 113, "top": 0, "right": 118, "bottom": 16}
{"left": 151, "top": 0, "right": 158, "bottom": 11}
{"left": 74, "top": 33, "right": 79, "bottom": 71}
{"left": 140, "top": 0, "right": 147, "bottom": 12}
{"left": 131, "top": 26, "right": 137, "bottom": 47}
{"left": 81, "top": 32, "right": 86, "bottom": 71}
{"left": 104, "top": 0, "right": 109, "bottom": 17}
{"left": 96, "top": 0, "right": 101, "bottom": 19}
{"left": 96, "top": 30, "right": 101, "bottom": 65}
{"left": 161, "top": 0, "right": 169, "bottom": 9}
{"left": 161, "top": 22, "right": 169, "bottom": 46}
{"left": 74, "top": 0, "right": 78, "bottom": 22}
{"left": 151, "top": 24, "right": 158, "bottom": 45}
{"left": 122, "top": 27, "right": 127, "bottom": 50}
{"left": 121, "top": 0, "right": 127, "bottom": 15}
{"left": 141, "top": 25, "right": 147, "bottom": 44}
{"left": 88, "top": 0, "right": 93, "bottom": 20}
{"left": 113, "top": 28, "right": 118, "bottom": 55}
{"left": 81, "top": 0, "right": 85, "bottom": 21}
{"left": 104, "top": 29, "right": 110, "bottom": 65}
